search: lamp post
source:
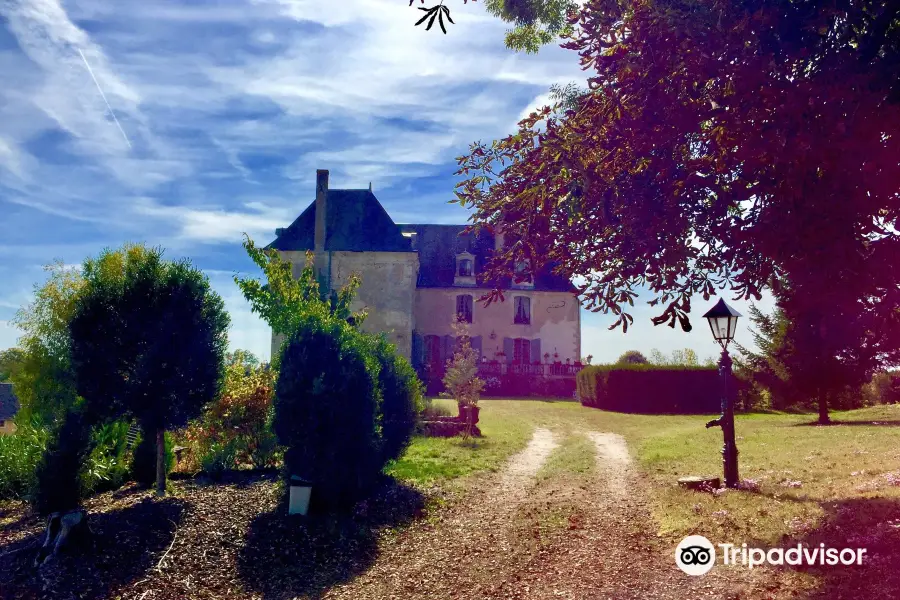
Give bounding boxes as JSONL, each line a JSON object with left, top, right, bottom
{"left": 703, "top": 298, "right": 742, "bottom": 488}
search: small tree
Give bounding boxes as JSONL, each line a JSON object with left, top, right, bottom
{"left": 69, "top": 245, "right": 229, "bottom": 495}
{"left": 441, "top": 317, "right": 485, "bottom": 438}
{"left": 616, "top": 350, "right": 648, "bottom": 365}
{"left": 10, "top": 261, "right": 85, "bottom": 427}
{"left": 234, "top": 236, "right": 366, "bottom": 365}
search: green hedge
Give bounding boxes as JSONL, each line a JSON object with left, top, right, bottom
{"left": 577, "top": 364, "right": 722, "bottom": 414}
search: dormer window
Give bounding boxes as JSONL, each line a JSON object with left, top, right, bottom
{"left": 454, "top": 252, "right": 476, "bottom": 287}
{"left": 512, "top": 259, "right": 534, "bottom": 288}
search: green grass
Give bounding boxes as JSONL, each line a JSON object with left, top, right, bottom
{"left": 391, "top": 399, "right": 900, "bottom": 546}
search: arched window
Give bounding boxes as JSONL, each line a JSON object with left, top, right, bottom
{"left": 458, "top": 258, "right": 473, "bottom": 277}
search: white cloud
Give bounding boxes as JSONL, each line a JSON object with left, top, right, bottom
{"left": 132, "top": 197, "right": 294, "bottom": 245}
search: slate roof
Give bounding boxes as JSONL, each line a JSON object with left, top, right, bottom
{"left": 0, "top": 383, "right": 19, "bottom": 421}
{"left": 267, "top": 189, "right": 411, "bottom": 252}
{"left": 398, "top": 224, "right": 574, "bottom": 293}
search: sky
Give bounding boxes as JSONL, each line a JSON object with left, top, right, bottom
{"left": 0, "top": 0, "right": 774, "bottom": 365}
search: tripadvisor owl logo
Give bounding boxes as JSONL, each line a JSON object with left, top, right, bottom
{"left": 675, "top": 535, "right": 716, "bottom": 575}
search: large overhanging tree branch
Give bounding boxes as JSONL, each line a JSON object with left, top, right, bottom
{"left": 454, "top": 0, "right": 900, "bottom": 339}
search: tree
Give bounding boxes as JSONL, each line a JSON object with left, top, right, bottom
{"left": 441, "top": 317, "right": 485, "bottom": 438}
{"left": 69, "top": 245, "right": 229, "bottom": 495}
{"left": 9, "top": 261, "right": 84, "bottom": 426}
{"left": 0, "top": 347, "right": 25, "bottom": 383}
{"left": 409, "top": 0, "right": 575, "bottom": 52}
{"left": 616, "top": 350, "right": 648, "bottom": 365}
{"left": 455, "top": 0, "right": 900, "bottom": 388}
{"left": 234, "top": 236, "right": 366, "bottom": 365}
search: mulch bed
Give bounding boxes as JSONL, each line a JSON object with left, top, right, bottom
{"left": 0, "top": 473, "right": 435, "bottom": 600}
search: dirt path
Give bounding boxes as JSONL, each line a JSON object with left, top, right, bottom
{"left": 324, "top": 428, "right": 559, "bottom": 600}
{"left": 327, "top": 429, "right": 774, "bottom": 600}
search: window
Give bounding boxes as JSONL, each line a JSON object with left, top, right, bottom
{"left": 456, "top": 294, "right": 473, "bottom": 323}
{"left": 513, "top": 338, "right": 531, "bottom": 363}
{"left": 514, "top": 296, "right": 531, "bottom": 324}
{"left": 0, "top": 420, "right": 4, "bottom": 428}
{"left": 458, "top": 258, "right": 473, "bottom": 277}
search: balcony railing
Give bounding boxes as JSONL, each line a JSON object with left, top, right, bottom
{"left": 477, "top": 362, "right": 582, "bottom": 379}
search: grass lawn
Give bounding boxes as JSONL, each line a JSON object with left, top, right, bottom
{"left": 391, "top": 399, "right": 900, "bottom": 546}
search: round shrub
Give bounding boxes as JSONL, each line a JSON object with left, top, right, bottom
{"left": 273, "top": 317, "right": 382, "bottom": 508}
{"left": 370, "top": 335, "right": 424, "bottom": 464}
{"left": 617, "top": 350, "right": 649, "bottom": 365}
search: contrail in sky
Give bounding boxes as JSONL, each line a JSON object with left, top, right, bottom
{"left": 77, "top": 47, "right": 132, "bottom": 149}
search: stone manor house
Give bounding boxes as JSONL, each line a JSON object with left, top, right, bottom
{"left": 268, "top": 170, "right": 582, "bottom": 390}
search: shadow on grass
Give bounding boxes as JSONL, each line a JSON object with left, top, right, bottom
{"left": 789, "top": 497, "right": 900, "bottom": 600}
{"left": 0, "top": 497, "right": 184, "bottom": 600}
{"left": 791, "top": 420, "right": 900, "bottom": 427}
{"left": 237, "top": 475, "right": 426, "bottom": 599}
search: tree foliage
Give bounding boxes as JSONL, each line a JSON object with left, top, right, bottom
{"left": 369, "top": 334, "right": 425, "bottom": 464}
{"left": 234, "top": 236, "right": 366, "bottom": 364}
{"left": 441, "top": 318, "right": 485, "bottom": 410}
{"left": 455, "top": 0, "right": 900, "bottom": 379}
{"left": 9, "top": 261, "right": 85, "bottom": 426}
{"left": 0, "top": 347, "right": 25, "bottom": 383}
{"left": 616, "top": 350, "right": 648, "bottom": 365}
{"left": 68, "top": 245, "right": 230, "bottom": 493}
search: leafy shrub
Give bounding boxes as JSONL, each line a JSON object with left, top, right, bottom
{"left": 200, "top": 439, "right": 239, "bottom": 478}
{"left": 420, "top": 399, "right": 452, "bottom": 419}
{"left": 274, "top": 316, "right": 383, "bottom": 508}
{"left": 182, "top": 354, "right": 279, "bottom": 471}
{"left": 82, "top": 420, "right": 131, "bottom": 495}
{"left": 863, "top": 371, "right": 900, "bottom": 405}
{"left": 0, "top": 420, "right": 49, "bottom": 500}
{"left": 617, "top": 350, "right": 649, "bottom": 365}
{"left": 577, "top": 364, "right": 720, "bottom": 414}
{"left": 370, "top": 334, "right": 424, "bottom": 463}
{"left": 131, "top": 427, "right": 175, "bottom": 486}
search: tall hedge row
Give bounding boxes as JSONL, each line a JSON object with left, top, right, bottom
{"left": 577, "top": 364, "right": 722, "bottom": 414}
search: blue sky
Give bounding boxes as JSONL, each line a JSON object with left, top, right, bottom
{"left": 0, "top": 0, "right": 773, "bottom": 364}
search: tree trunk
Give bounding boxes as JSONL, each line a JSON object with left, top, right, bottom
{"left": 156, "top": 428, "right": 166, "bottom": 496}
{"left": 817, "top": 391, "right": 831, "bottom": 424}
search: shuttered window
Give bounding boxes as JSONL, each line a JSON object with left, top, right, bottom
{"left": 456, "top": 294, "right": 473, "bottom": 323}
{"left": 513, "top": 338, "right": 531, "bottom": 363}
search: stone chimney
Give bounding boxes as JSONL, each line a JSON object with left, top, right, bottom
{"left": 314, "top": 169, "right": 329, "bottom": 252}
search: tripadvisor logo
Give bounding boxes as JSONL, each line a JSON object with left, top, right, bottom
{"left": 675, "top": 535, "right": 716, "bottom": 575}
{"left": 675, "top": 535, "right": 868, "bottom": 575}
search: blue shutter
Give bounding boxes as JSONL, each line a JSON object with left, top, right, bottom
{"left": 503, "top": 337, "right": 514, "bottom": 364}
{"left": 530, "top": 338, "right": 541, "bottom": 365}
{"left": 412, "top": 332, "right": 424, "bottom": 367}
{"left": 472, "top": 336, "right": 482, "bottom": 360}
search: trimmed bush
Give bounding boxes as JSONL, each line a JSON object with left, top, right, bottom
{"left": 577, "top": 364, "right": 721, "bottom": 414}
{"left": 33, "top": 405, "right": 94, "bottom": 516}
{"left": 274, "top": 317, "right": 383, "bottom": 508}
{"left": 370, "top": 335, "right": 424, "bottom": 464}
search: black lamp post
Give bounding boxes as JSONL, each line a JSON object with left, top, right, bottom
{"left": 703, "top": 298, "right": 742, "bottom": 488}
